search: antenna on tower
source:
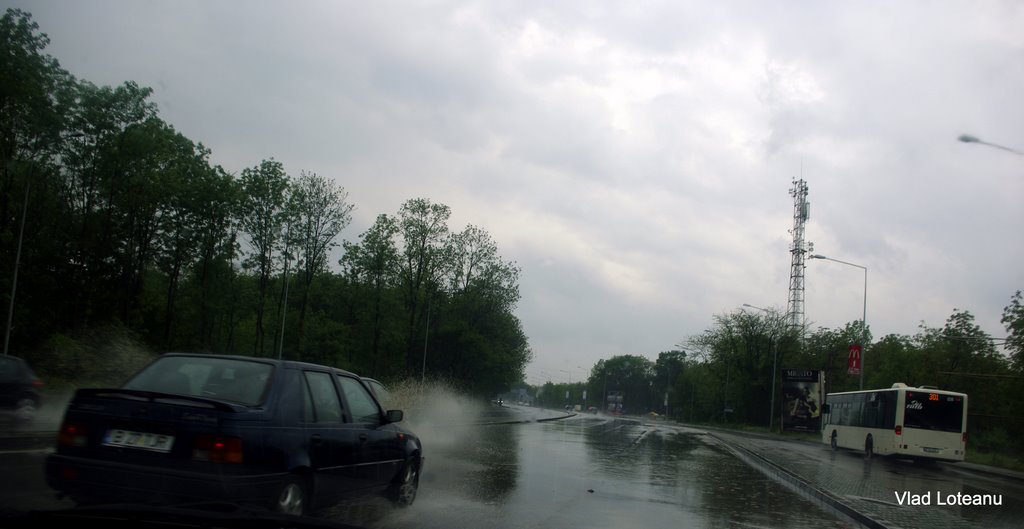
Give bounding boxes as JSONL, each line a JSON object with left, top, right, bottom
{"left": 786, "top": 178, "right": 810, "bottom": 335}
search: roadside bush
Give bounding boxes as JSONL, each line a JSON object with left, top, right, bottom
{"left": 26, "top": 323, "right": 157, "bottom": 388}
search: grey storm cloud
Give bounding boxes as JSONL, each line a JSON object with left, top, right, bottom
{"left": 16, "top": 0, "right": 1024, "bottom": 384}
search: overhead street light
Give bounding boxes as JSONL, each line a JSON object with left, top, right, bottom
{"left": 958, "top": 134, "right": 1024, "bottom": 156}
{"left": 742, "top": 303, "right": 769, "bottom": 312}
{"left": 808, "top": 254, "right": 868, "bottom": 390}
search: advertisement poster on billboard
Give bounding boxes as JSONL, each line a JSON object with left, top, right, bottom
{"left": 781, "top": 369, "right": 824, "bottom": 432}
{"left": 847, "top": 345, "right": 862, "bottom": 375}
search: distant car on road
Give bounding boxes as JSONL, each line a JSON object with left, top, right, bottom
{"left": 0, "top": 355, "right": 43, "bottom": 423}
{"left": 46, "top": 353, "right": 422, "bottom": 516}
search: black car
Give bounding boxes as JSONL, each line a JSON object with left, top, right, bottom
{"left": 0, "top": 355, "right": 43, "bottom": 423}
{"left": 46, "top": 353, "right": 422, "bottom": 516}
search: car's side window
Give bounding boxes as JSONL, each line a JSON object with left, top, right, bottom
{"left": 304, "top": 371, "right": 343, "bottom": 424}
{"left": 368, "top": 380, "right": 390, "bottom": 406}
{"left": 338, "top": 376, "right": 381, "bottom": 426}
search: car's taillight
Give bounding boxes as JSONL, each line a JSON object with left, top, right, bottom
{"left": 962, "top": 432, "right": 968, "bottom": 444}
{"left": 57, "top": 423, "right": 88, "bottom": 447}
{"left": 192, "top": 436, "right": 244, "bottom": 463}
{"left": 894, "top": 425, "right": 902, "bottom": 436}
{"left": 31, "top": 378, "right": 44, "bottom": 389}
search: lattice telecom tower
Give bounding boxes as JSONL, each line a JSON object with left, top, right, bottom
{"left": 786, "top": 179, "right": 811, "bottom": 334}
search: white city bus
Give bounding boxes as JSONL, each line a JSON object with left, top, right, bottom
{"left": 822, "top": 383, "right": 968, "bottom": 461}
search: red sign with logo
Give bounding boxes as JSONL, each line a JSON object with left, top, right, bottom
{"left": 847, "top": 345, "right": 862, "bottom": 375}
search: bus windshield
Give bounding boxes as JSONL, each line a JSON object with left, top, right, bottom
{"left": 903, "top": 391, "right": 964, "bottom": 433}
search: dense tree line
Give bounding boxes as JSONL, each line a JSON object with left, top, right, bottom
{"left": 533, "top": 295, "right": 1022, "bottom": 459}
{"left": 1, "top": 9, "right": 530, "bottom": 395}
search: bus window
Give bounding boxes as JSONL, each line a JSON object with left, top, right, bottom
{"left": 879, "top": 391, "right": 896, "bottom": 429}
{"left": 849, "top": 393, "right": 864, "bottom": 426}
{"left": 904, "top": 391, "right": 964, "bottom": 432}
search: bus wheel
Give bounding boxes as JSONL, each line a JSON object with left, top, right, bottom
{"left": 864, "top": 435, "right": 874, "bottom": 458}
{"left": 830, "top": 431, "right": 838, "bottom": 451}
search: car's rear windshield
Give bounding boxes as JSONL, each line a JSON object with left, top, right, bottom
{"left": 124, "top": 356, "right": 273, "bottom": 406}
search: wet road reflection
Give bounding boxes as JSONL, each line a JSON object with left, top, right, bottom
{"left": 717, "top": 430, "right": 1024, "bottom": 529}
{"left": 459, "top": 415, "right": 521, "bottom": 504}
{"left": 366, "top": 414, "right": 846, "bottom": 529}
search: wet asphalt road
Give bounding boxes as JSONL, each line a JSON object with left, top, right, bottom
{"left": 2, "top": 404, "right": 1021, "bottom": 528}
{"left": 712, "top": 429, "right": 1024, "bottom": 528}
{"left": 360, "top": 407, "right": 849, "bottom": 529}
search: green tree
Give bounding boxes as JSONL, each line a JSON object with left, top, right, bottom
{"left": 341, "top": 214, "right": 402, "bottom": 373}
{"left": 587, "top": 355, "right": 655, "bottom": 413}
{"left": 802, "top": 321, "right": 869, "bottom": 393}
{"left": 396, "top": 198, "right": 450, "bottom": 375}
{"left": 1, "top": 8, "right": 69, "bottom": 235}
{"left": 150, "top": 130, "right": 220, "bottom": 348}
{"left": 654, "top": 350, "right": 686, "bottom": 416}
{"left": 1003, "top": 290, "right": 1024, "bottom": 372}
{"left": 290, "top": 171, "right": 354, "bottom": 356}
{"left": 864, "top": 333, "right": 922, "bottom": 389}
{"left": 685, "top": 308, "right": 796, "bottom": 424}
{"left": 238, "top": 159, "right": 290, "bottom": 356}
{"left": 186, "top": 165, "right": 241, "bottom": 352}
{"left": 0, "top": 8, "right": 79, "bottom": 353}
{"left": 59, "top": 80, "right": 158, "bottom": 326}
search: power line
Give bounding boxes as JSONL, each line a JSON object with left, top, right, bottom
{"left": 938, "top": 371, "right": 1024, "bottom": 380}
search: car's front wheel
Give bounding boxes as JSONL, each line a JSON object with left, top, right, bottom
{"left": 272, "top": 474, "right": 308, "bottom": 516}
{"left": 390, "top": 458, "right": 420, "bottom": 507}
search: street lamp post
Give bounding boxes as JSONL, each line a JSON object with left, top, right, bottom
{"left": 3, "top": 174, "right": 32, "bottom": 358}
{"left": 4, "top": 134, "right": 83, "bottom": 357}
{"left": 741, "top": 302, "right": 778, "bottom": 431}
{"left": 559, "top": 369, "right": 572, "bottom": 408}
{"left": 808, "top": 254, "right": 868, "bottom": 390}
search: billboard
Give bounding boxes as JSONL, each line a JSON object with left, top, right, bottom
{"left": 847, "top": 345, "right": 862, "bottom": 375}
{"left": 781, "top": 369, "right": 824, "bottom": 432}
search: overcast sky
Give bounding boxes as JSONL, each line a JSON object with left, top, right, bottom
{"left": 14, "top": 1, "right": 1023, "bottom": 385}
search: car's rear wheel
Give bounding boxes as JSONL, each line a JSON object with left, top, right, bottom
{"left": 14, "top": 397, "right": 37, "bottom": 422}
{"left": 272, "top": 474, "right": 307, "bottom": 516}
{"left": 390, "top": 458, "right": 419, "bottom": 507}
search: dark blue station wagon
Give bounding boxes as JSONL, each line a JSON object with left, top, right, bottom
{"left": 46, "top": 354, "right": 422, "bottom": 516}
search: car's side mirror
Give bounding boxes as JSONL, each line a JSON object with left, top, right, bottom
{"left": 386, "top": 409, "right": 404, "bottom": 423}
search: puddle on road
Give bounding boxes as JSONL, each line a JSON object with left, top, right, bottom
{"left": 601, "top": 426, "right": 850, "bottom": 528}
{"left": 362, "top": 417, "right": 851, "bottom": 529}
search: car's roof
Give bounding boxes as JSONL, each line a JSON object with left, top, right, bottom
{"left": 158, "top": 353, "right": 362, "bottom": 378}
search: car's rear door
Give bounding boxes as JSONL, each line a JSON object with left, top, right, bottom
{"left": 300, "top": 370, "right": 360, "bottom": 498}
{"left": 336, "top": 374, "right": 404, "bottom": 487}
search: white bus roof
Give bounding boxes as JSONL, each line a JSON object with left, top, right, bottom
{"left": 826, "top": 383, "right": 966, "bottom": 396}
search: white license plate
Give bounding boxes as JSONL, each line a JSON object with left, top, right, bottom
{"left": 103, "top": 429, "right": 175, "bottom": 453}
{"left": 923, "top": 447, "right": 940, "bottom": 453}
